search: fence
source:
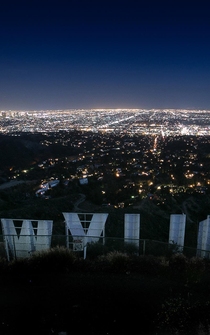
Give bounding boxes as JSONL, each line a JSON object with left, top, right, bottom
{"left": 0, "top": 234, "right": 206, "bottom": 261}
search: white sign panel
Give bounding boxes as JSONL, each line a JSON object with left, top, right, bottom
{"left": 169, "top": 214, "right": 186, "bottom": 251}
{"left": 124, "top": 214, "right": 140, "bottom": 247}
{"left": 63, "top": 212, "right": 108, "bottom": 246}
{"left": 86, "top": 213, "right": 108, "bottom": 242}
{"left": 1, "top": 219, "right": 53, "bottom": 260}
{"left": 63, "top": 213, "right": 86, "bottom": 239}
{"left": 197, "top": 215, "right": 210, "bottom": 258}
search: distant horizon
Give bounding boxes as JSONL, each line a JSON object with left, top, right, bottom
{"left": 1, "top": 106, "right": 210, "bottom": 112}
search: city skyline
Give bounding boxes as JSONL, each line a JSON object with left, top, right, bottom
{"left": 1, "top": 1, "right": 210, "bottom": 110}
{"left": 1, "top": 108, "right": 210, "bottom": 136}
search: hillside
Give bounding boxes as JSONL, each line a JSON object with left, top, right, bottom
{"left": 0, "top": 180, "right": 209, "bottom": 251}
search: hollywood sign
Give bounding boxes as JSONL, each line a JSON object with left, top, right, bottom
{"left": 1, "top": 218, "right": 53, "bottom": 260}
{"left": 1, "top": 213, "right": 210, "bottom": 260}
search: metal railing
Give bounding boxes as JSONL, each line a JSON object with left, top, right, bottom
{"left": 0, "top": 234, "right": 207, "bottom": 261}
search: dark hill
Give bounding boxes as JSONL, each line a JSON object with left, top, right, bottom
{"left": 0, "top": 133, "right": 78, "bottom": 171}
{"left": 0, "top": 134, "right": 46, "bottom": 170}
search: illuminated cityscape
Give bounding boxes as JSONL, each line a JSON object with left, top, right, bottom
{"left": 1, "top": 108, "right": 210, "bottom": 135}
{"left": 0, "top": 108, "right": 210, "bottom": 216}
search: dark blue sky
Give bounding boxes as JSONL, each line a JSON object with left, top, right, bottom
{"left": 1, "top": 0, "right": 210, "bottom": 110}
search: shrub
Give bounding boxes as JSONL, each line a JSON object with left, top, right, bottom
{"left": 0, "top": 257, "right": 9, "bottom": 273}
{"left": 168, "top": 253, "right": 189, "bottom": 275}
{"left": 123, "top": 242, "right": 139, "bottom": 255}
{"left": 85, "top": 241, "right": 106, "bottom": 260}
{"left": 5, "top": 257, "right": 30, "bottom": 275}
{"left": 86, "top": 241, "right": 139, "bottom": 261}
{"left": 187, "top": 257, "right": 206, "bottom": 283}
{"left": 129, "top": 254, "right": 164, "bottom": 275}
{"left": 105, "top": 238, "right": 125, "bottom": 253}
{"left": 28, "top": 246, "right": 77, "bottom": 273}
{"left": 104, "top": 239, "right": 140, "bottom": 256}
{"left": 99, "top": 251, "right": 130, "bottom": 273}
{"left": 143, "top": 240, "right": 180, "bottom": 258}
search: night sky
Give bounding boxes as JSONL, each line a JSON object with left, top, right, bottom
{"left": 1, "top": 0, "right": 210, "bottom": 110}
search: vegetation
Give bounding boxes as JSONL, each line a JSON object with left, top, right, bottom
{"left": 1, "top": 246, "right": 210, "bottom": 334}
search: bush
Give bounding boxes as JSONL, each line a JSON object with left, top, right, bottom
{"left": 129, "top": 254, "right": 164, "bottom": 275}
{"left": 144, "top": 240, "right": 180, "bottom": 258}
{"left": 1, "top": 246, "right": 210, "bottom": 282}
{"left": 86, "top": 241, "right": 139, "bottom": 260}
{"left": 123, "top": 242, "right": 139, "bottom": 255}
{"left": 85, "top": 242, "right": 106, "bottom": 260}
{"left": 28, "top": 246, "right": 77, "bottom": 273}
{"left": 4, "top": 257, "right": 31, "bottom": 277}
{"left": 169, "top": 253, "right": 189, "bottom": 274}
{"left": 99, "top": 251, "right": 130, "bottom": 273}
{"left": 0, "top": 257, "right": 9, "bottom": 273}
{"left": 187, "top": 257, "right": 206, "bottom": 283}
